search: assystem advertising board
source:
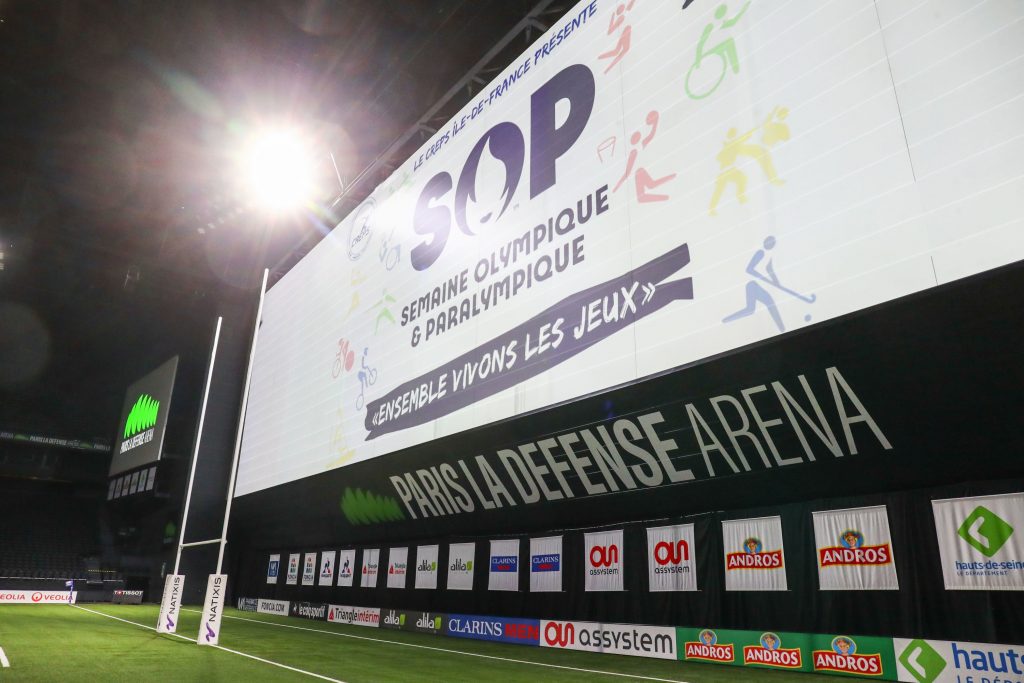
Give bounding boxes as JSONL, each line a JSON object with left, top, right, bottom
{"left": 235, "top": 1, "right": 1024, "bottom": 496}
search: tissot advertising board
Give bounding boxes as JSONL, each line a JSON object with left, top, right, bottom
{"left": 109, "top": 356, "right": 178, "bottom": 477}
{"left": 235, "top": 0, "right": 1024, "bottom": 499}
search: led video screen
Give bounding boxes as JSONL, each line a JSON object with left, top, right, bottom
{"left": 236, "top": 0, "right": 1024, "bottom": 496}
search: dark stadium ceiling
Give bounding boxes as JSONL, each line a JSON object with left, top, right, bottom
{"left": 0, "top": 0, "right": 574, "bottom": 443}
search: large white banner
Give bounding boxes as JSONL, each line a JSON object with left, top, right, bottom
{"left": 894, "top": 637, "right": 1024, "bottom": 683}
{"left": 647, "top": 524, "right": 696, "bottom": 592}
{"left": 813, "top": 505, "right": 898, "bottom": 590}
{"left": 236, "top": 0, "right": 1024, "bottom": 499}
{"left": 447, "top": 542, "right": 475, "bottom": 590}
{"left": 488, "top": 539, "right": 519, "bottom": 591}
{"left": 584, "top": 529, "right": 623, "bottom": 592}
{"left": 360, "top": 548, "right": 380, "bottom": 588}
{"left": 529, "top": 536, "right": 562, "bottom": 592}
{"left": 387, "top": 547, "right": 408, "bottom": 589}
{"left": 286, "top": 553, "right": 300, "bottom": 585}
{"left": 933, "top": 492, "right": 1024, "bottom": 590}
{"left": 301, "top": 553, "right": 317, "bottom": 586}
{"left": 318, "top": 550, "right": 336, "bottom": 586}
{"left": 337, "top": 549, "right": 356, "bottom": 587}
{"left": 266, "top": 553, "right": 280, "bottom": 585}
{"left": 723, "top": 516, "right": 787, "bottom": 591}
{"left": 414, "top": 544, "right": 439, "bottom": 590}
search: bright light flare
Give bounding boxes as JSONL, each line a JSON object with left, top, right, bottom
{"left": 238, "top": 128, "right": 316, "bottom": 212}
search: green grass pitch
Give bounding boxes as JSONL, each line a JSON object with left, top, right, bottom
{"left": 0, "top": 604, "right": 842, "bottom": 682}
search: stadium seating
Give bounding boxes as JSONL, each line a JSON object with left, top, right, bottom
{"left": 0, "top": 480, "right": 109, "bottom": 581}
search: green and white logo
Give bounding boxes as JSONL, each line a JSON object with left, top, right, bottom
{"left": 124, "top": 394, "right": 160, "bottom": 439}
{"left": 958, "top": 506, "right": 1014, "bottom": 557}
{"left": 898, "top": 640, "right": 946, "bottom": 683}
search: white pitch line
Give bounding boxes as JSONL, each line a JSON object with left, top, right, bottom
{"left": 0, "top": 645, "right": 10, "bottom": 668}
{"left": 185, "top": 609, "right": 690, "bottom": 683}
{"left": 71, "top": 605, "right": 344, "bottom": 683}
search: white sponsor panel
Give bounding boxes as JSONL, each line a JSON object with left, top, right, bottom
{"left": 267, "top": 553, "right": 280, "bottom": 584}
{"left": 541, "top": 620, "right": 677, "bottom": 661}
{"left": 414, "top": 544, "right": 439, "bottom": 590}
{"left": 156, "top": 574, "right": 184, "bottom": 633}
{"left": 286, "top": 553, "right": 300, "bottom": 585}
{"left": 813, "top": 505, "right": 898, "bottom": 590}
{"left": 530, "top": 535, "right": 562, "bottom": 593}
{"left": 361, "top": 548, "right": 380, "bottom": 588}
{"left": 585, "top": 529, "right": 623, "bottom": 592}
{"left": 319, "top": 550, "right": 336, "bottom": 586}
{"left": 894, "top": 638, "right": 1024, "bottom": 683}
{"left": 197, "top": 574, "right": 226, "bottom": 646}
{"left": 723, "top": 516, "right": 788, "bottom": 591}
{"left": 235, "top": 0, "right": 1024, "bottom": 501}
{"left": 646, "top": 524, "right": 696, "bottom": 592}
{"left": 447, "top": 542, "right": 475, "bottom": 591}
{"left": 387, "top": 547, "right": 409, "bottom": 589}
{"left": 933, "top": 493, "right": 1024, "bottom": 590}
{"left": 337, "top": 549, "right": 356, "bottom": 587}
{"left": 488, "top": 539, "right": 520, "bottom": 591}
{"left": 327, "top": 605, "right": 380, "bottom": 627}
{"left": 256, "top": 599, "right": 289, "bottom": 615}
{"left": 0, "top": 590, "right": 78, "bottom": 604}
{"left": 301, "top": 552, "right": 317, "bottom": 586}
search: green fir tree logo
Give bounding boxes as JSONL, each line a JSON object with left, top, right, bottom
{"left": 123, "top": 394, "right": 160, "bottom": 439}
{"left": 340, "top": 487, "right": 406, "bottom": 525}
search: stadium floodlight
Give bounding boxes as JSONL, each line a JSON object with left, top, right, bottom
{"left": 237, "top": 127, "right": 316, "bottom": 212}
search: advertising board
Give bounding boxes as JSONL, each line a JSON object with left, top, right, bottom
{"left": 236, "top": 0, "right": 1024, "bottom": 500}
{"left": 110, "top": 357, "right": 177, "bottom": 477}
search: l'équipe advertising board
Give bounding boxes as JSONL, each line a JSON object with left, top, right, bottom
{"left": 235, "top": 0, "right": 1024, "bottom": 502}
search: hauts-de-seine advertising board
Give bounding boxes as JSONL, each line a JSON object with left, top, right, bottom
{"left": 234, "top": 0, "right": 1024, "bottom": 535}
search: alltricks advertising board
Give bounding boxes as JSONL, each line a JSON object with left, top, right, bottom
{"left": 235, "top": 0, "right": 1024, "bottom": 498}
